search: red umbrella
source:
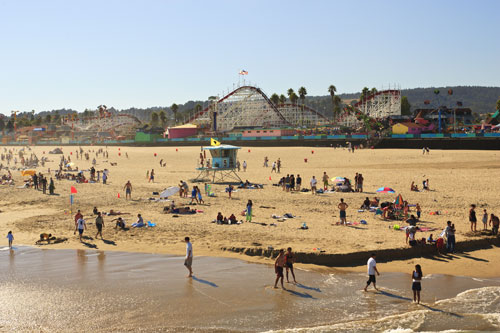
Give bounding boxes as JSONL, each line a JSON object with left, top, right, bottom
{"left": 376, "top": 187, "right": 395, "bottom": 193}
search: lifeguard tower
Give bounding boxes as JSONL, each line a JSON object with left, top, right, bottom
{"left": 194, "top": 144, "right": 242, "bottom": 183}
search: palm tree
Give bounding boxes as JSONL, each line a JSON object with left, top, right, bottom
{"left": 290, "top": 92, "right": 299, "bottom": 105}
{"left": 158, "top": 110, "right": 167, "bottom": 127}
{"left": 371, "top": 87, "right": 378, "bottom": 95}
{"left": 333, "top": 95, "right": 342, "bottom": 119}
{"left": 298, "top": 87, "right": 307, "bottom": 105}
{"left": 151, "top": 112, "right": 159, "bottom": 127}
{"left": 171, "top": 103, "right": 179, "bottom": 124}
{"left": 360, "top": 87, "right": 370, "bottom": 101}
{"left": 270, "top": 93, "right": 280, "bottom": 106}
{"left": 287, "top": 88, "right": 294, "bottom": 100}
{"left": 279, "top": 94, "right": 286, "bottom": 105}
{"left": 328, "top": 85, "right": 337, "bottom": 119}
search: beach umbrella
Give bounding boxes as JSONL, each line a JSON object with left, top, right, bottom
{"left": 21, "top": 170, "right": 36, "bottom": 176}
{"left": 331, "top": 177, "right": 345, "bottom": 183}
{"left": 376, "top": 187, "right": 395, "bottom": 193}
{"left": 160, "top": 186, "right": 180, "bottom": 198}
{"left": 394, "top": 194, "right": 404, "bottom": 205}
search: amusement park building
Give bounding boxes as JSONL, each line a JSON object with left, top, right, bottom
{"left": 392, "top": 122, "right": 435, "bottom": 135}
{"left": 167, "top": 123, "right": 198, "bottom": 139}
{"left": 241, "top": 128, "right": 296, "bottom": 137}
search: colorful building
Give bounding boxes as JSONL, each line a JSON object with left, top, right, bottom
{"left": 167, "top": 123, "right": 198, "bottom": 139}
{"left": 392, "top": 122, "right": 435, "bottom": 135}
{"left": 241, "top": 128, "right": 295, "bottom": 137}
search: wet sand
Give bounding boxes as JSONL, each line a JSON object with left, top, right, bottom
{"left": 0, "top": 247, "right": 499, "bottom": 332}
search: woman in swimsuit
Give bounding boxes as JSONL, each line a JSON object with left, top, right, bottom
{"left": 411, "top": 264, "right": 423, "bottom": 304}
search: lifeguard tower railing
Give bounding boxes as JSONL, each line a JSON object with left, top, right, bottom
{"left": 193, "top": 144, "right": 242, "bottom": 183}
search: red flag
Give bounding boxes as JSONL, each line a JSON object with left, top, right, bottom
{"left": 70, "top": 186, "right": 77, "bottom": 194}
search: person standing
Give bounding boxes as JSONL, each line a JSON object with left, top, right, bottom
{"left": 310, "top": 176, "right": 317, "bottom": 194}
{"left": 102, "top": 171, "right": 107, "bottom": 185}
{"left": 482, "top": 209, "right": 488, "bottom": 231}
{"left": 358, "top": 174, "right": 364, "bottom": 193}
{"left": 49, "top": 178, "right": 55, "bottom": 195}
{"left": 469, "top": 204, "right": 477, "bottom": 232}
{"left": 338, "top": 198, "right": 349, "bottom": 225}
{"left": 149, "top": 169, "right": 155, "bottom": 183}
{"left": 411, "top": 264, "right": 423, "bottom": 304}
{"left": 246, "top": 200, "right": 253, "bottom": 222}
{"left": 95, "top": 212, "right": 104, "bottom": 240}
{"left": 489, "top": 214, "right": 499, "bottom": 235}
{"left": 184, "top": 237, "right": 193, "bottom": 277}
{"left": 416, "top": 203, "right": 421, "bottom": 220}
{"left": 354, "top": 173, "right": 359, "bottom": 192}
{"left": 445, "top": 221, "right": 455, "bottom": 253}
{"left": 7, "top": 231, "right": 13, "bottom": 249}
{"left": 242, "top": 161, "right": 247, "bottom": 172}
{"left": 196, "top": 186, "right": 204, "bottom": 204}
{"left": 75, "top": 216, "right": 87, "bottom": 242}
{"left": 124, "top": 180, "right": 132, "bottom": 200}
{"left": 364, "top": 253, "right": 380, "bottom": 291}
{"left": 296, "top": 174, "right": 302, "bottom": 191}
{"left": 322, "top": 172, "right": 329, "bottom": 191}
{"left": 285, "top": 247, "right": 297, "bottom": 283}
{"left": 236, "top": 160, "right": 240, "bottom": 172}
{"left": 277, "top": 158, "right": 281, "bottom": 173}
{"left": 271, "top": 161, "right": 277, "bottom": 173}
{"left": 274, "top": 249, "right": 286, "bottom": 289}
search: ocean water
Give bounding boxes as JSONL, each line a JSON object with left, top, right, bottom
{"left": 0, "top": 247, "right": 499, "bottom": 332}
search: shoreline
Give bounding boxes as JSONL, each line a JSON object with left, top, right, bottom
{"left": 12, "top": 234, "right": 500, "bottom": 279}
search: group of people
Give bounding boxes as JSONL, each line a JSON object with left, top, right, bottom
{"left": 278, "top": 174, "right": 302, "bottom": 192}
{"left": 469, "top": 205, "right": 499, "bottom": 235}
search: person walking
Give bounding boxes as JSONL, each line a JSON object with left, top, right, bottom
{"left": 482, "top": 209, "right": 488, "bottom": 231}
{"left": 7, "top": 231, "right": 13, "bottom": 249}
{"left": 364, "top": 253, "right": 380, "bottom": 291}
{"left": 49, "top": 178, "right": 55, "bottom": 194}
{"left": 338, "top": 198, "right": 349, "bottom": 225}
{"left": 149, "top": 169, "right": 155, "bottom": 183}
{"left": 95, "top": 212, "right": 104, "bottom": 240}
{"left": 274, "top": 249, "right": 286, "bottom": 289}
{"left": 411, "top": 264, "right": 423, "bottom": 304}
{"left": 271, "top": 161, "right": 277, "bottom": 173}
{"left": 75, "top": 216, "right": 87, "bottom": 242}
{"left": 296, "top": 174, "right": 302, "bottom": 191}
{"left": 184, "top": 237, "right": 193, "bottom": 277}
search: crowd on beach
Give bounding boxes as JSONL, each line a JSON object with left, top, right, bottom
{"left": 2, "top": 145, "right": 500, "bottom": 308}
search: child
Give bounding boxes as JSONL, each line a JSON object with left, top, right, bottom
{"left": 482, "top": 209, "right": 488, "bottom": 230}
{"left": 416, "top": 203, "right": 421, "bottom": 219}
{"left": 7, "top": 231, "right": 13, "bottom": 249}
{"left": 274, "top": 249, "right": 285, "bottom": 289}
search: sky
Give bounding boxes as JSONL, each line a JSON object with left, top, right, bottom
{"left": 0, "top": 0, "right": 499, "bottom": 114}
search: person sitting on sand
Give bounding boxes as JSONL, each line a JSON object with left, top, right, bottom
{"left": 38, "top": 233, "right": 52, "bottom": 244}
{"left": 490, "top": 214, "right": 499, "bottom": 235}
{"left": 407, "top": 214, "right": 417, "bottom": 226}
{"left": 216, "top": 212, "right": 224, "bottom": 224}
{"left": 411, "top": 181, "right": 419, "bottom": 191}
{"left": 427, "top": 234, "right": 436, "bottom": 244}
{"left": 370, "top": 197, "right": 380, "bottom": 207}
{"left": 229, "top": 214, "right": 237, "bottom": 224}
{"left": 361, "top": 197, "right": 371, "bottom": 210}
{"left": 131, "top": 214, "right": 145, "bottom": 228}
{"left": 114, "top": 217, "right": 126, "bottom": 230}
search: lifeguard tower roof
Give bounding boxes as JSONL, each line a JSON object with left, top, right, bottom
{"left": 202, "top": 144, "right": 241, "bottom": 150}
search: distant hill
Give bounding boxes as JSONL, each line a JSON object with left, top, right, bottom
{"left": 306, "top": 86, "right": 500, "bottom": 117}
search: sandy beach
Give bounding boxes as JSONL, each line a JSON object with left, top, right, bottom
{"left": 1, "top": 146, "right": 500, "bottom": 278}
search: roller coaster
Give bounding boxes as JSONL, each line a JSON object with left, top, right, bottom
{"left": 187, "top": 85, "right": 331, "bottom": 132}
{"left": 338, "top": 90, "right": 401, "bottom": 128}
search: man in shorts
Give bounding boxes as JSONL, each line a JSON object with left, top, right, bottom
{"left": 95, "top": 212, "right": 104, "bottom": 240}
{"left": 184, "top": 237, "right": 193, "bottom": 277}
{"left": 364, "top": 253, "right": 380, "bottom": 291}
{"left": 274, "top": 249, "right": 286, "bottom": 289}
{"left": 310, "top": 176, "right": 317, "bottom": 195}
{"left": 322, "top": 172, "right": 329, "bottom": 191}
{"left": 123, "top": 180, "right": 132, "bottom": 200}
{"left": 338, "top": 198, "right": 348, "bottom": 225}
{"left": 75, "top": 216, "right": 87, "bottom": 242}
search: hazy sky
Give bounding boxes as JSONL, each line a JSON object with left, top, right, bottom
{"left": 0, "top": 0, "right": 498, "bottom": 114}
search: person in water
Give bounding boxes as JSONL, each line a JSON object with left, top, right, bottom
{"left": 411, "top": 264, "right": 423, "bottom": 304}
